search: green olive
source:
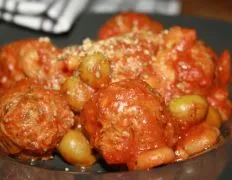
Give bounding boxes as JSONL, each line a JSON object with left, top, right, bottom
{"left": 62, "top": 76, "right": 93, "bottom": 112}
{"left": 169, "top": 95, "right": 209, "bottom": 126}
{"left": 205, "top": 106, "right": 222, "bottom": 128}
{"left": 79, "top": 52, "right": 110, "bottom": 89}
{"left": 58, "top": 130, "right": 96, "bottom": 167}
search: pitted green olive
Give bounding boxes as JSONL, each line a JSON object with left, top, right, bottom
{"left": 169, "top": 95, "right": 209, "bottom": 126}
{"left": 79, "top": 52, "right": 110, "bottom": 88}
{"left": 58, "top": 130, "right": 96, "bottom": 167}
{"left": 62, "top": 76, "right": 93, "bottom": 112}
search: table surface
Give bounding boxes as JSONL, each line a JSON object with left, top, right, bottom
{"left": 182, "top": 0, "right": 232, "bottom": 23}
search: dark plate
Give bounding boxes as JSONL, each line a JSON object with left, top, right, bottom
{"left": 0, "top": 13, "right": 232, "bottom": 180}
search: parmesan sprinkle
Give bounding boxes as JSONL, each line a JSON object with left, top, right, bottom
{"left": 65, "top": 31, "right": 161, "bottom": 83}
{"left": 95, "top": 71, "right": 100, "bottom": 78}
{"left": 65, "top": 167, "right": 69, "bottom": 171}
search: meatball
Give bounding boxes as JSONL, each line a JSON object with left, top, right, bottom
{"left": 98, "top": 12, "right": 164, "bottom": 39}
{"left": 0, "top": 80, "right": 74, "bottom": 159}
{"left": 140, "top": 26, "right": 216, "bottom": 102}
{"left": 81, "top": 80, "right": 177, "bottom": 170}
{"left": 0, "top": 38, "right": 67, "bottom": 91}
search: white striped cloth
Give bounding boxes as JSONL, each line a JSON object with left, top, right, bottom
{"left": 0, "top": 0, "right": 90, "bottom": 34}
{"left": 89, "top": 0, "right": 181, "bottom": 15}
{"left": 0, "top": 0, "right": 181, "bottom": 34}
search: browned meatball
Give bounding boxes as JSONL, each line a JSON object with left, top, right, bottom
{"left": 140, "top": 27, "right": 216, "bottom": 102}
{"left": 81, "top": 79, "right": 177, "bottom": 170}
{"left": 98, "top": 12, "right": 164, "bottom": 39}
{"left": 0, "top": 80, "right": 74, "bottom": 160}
{"left": 0, "top": 38, "right": 67, "bottom": 91}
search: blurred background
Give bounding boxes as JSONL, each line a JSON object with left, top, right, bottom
{"left": 0, "top": 0, "right": 231, "bottom": 34}
{"left": 90, "top": 0, "right": 232, "bottom": 22}
{"left": 88, "top": 0, "right": 232, "bottom": 22}
{"left": 181, "top": 0, "right": 232, "bottom": 22}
